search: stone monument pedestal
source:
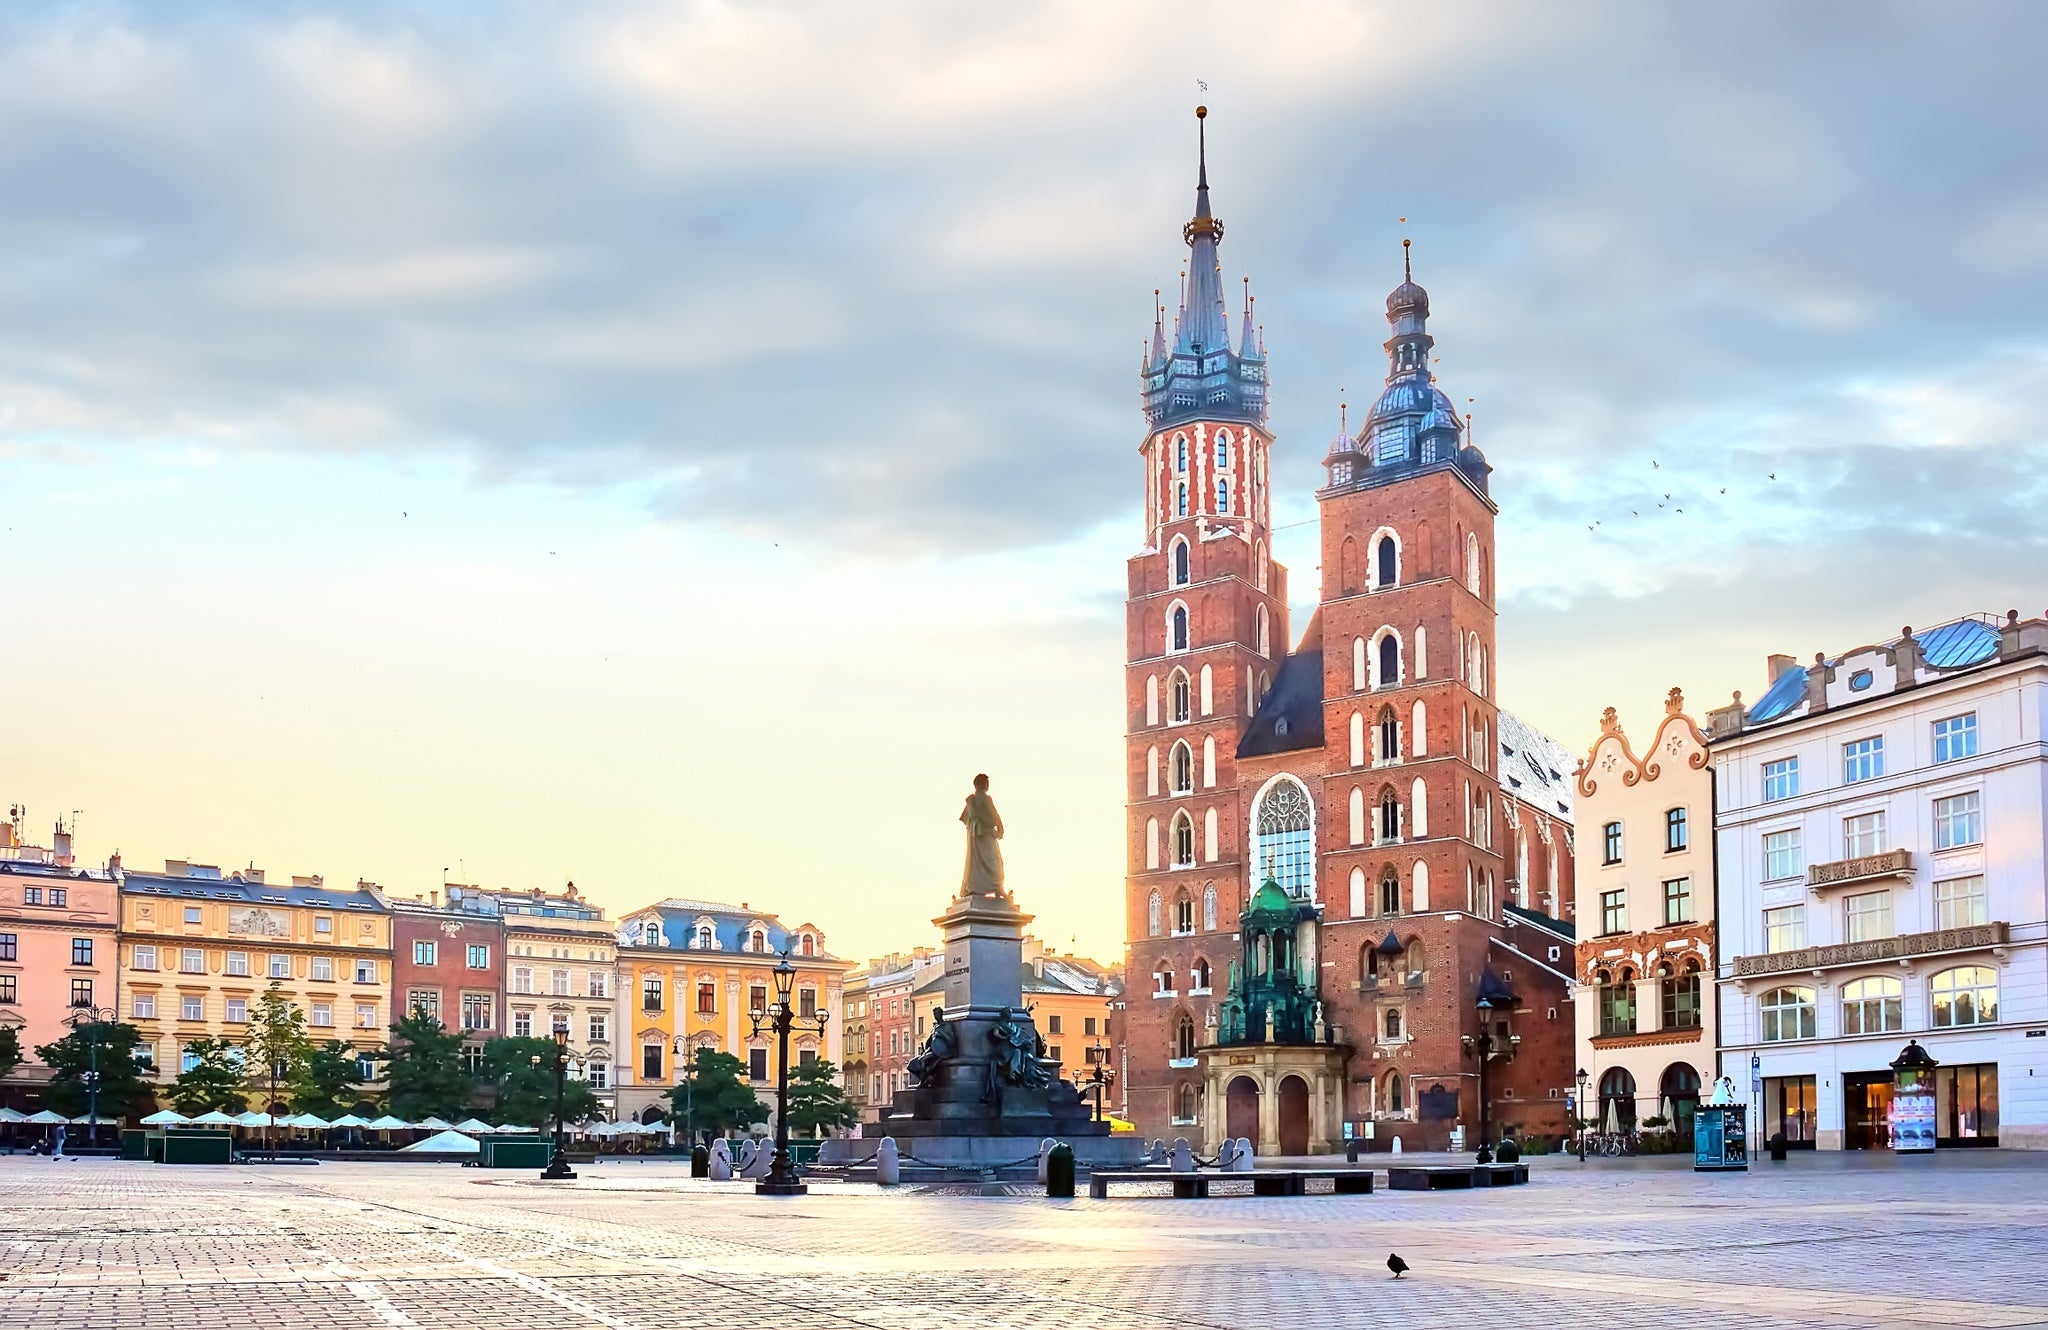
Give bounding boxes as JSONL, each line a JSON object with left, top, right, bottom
{"left": 826, "top": 889, "right": 1143, "bottom": 1171}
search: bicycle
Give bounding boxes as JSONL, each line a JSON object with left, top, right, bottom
{"left": 1592, "top": 1130, "right": 1639, "bottom": 1157}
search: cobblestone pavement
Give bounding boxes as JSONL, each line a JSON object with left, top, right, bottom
{"left": 4, "top": 1151, "right": 2047, "bottom": 1329}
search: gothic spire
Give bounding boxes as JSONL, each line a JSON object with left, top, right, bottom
{"left": 1175, "top": 106, "right": 1230, "bottom": 356}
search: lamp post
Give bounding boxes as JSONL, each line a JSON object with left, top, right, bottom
{"left": 64, "top": 1005, "right": 114, "bottom": 1151}
{"left": 671, "top": 1034, "right": 695, "bottom": 1148}
{"left": 540, "top": 1029, "right": 578, "bottom": 1180}
{"left": 1460, "top": 1021, "right": 1521, "bottom": 1154}
{"left": 749, "top": 952, "right": 827, "bottom": 1196}
{"left": 1575, "top": 1067, "right": 1589, "bottom": 1161}
{"left": 1082, "top": 1037, "right": 1116, "bottom": 1122}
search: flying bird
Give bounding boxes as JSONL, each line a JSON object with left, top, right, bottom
{"left": 1388, "top": 1253, "right": 1409, "bottom": 1279}
{"left": 1720, "top": 488, "right": 1727, "bottom": 494}
{"left": 1768, "top": 472, "right": 1777, "bottom": 480}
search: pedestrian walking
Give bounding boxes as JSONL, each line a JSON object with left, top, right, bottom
{"left": 51, "top": 1123, "right": 66, "bottom": 1159}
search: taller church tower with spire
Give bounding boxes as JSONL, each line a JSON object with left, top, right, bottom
{"left": 1122, "top": 108, "right": 1288, "bottom": 1133}
{"left": 1121, "top": 114, "right": 1581, "bottom": 1151}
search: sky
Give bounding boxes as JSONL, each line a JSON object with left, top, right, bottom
{"left": 3, "top": 2, "right": 2045, "bottom": 965}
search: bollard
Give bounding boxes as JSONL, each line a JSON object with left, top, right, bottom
{"left": 1390, "top": 1136, "right": 1403, "bottom": 1155}
{"left": 1768, "top": 1131, "right": 1787, "bottom": 1163}
{"left": 1170, "top": 1137, "right": 1195, "bottom": 1173}
{"left": 690, "top": 1143, "right": 709, "bottom": 1178}
{"left": 1496, "top": 1138, "right": 1520, "bottom": 1164}
{"left": 1233, "top": 1137, "right": 1254, "bottom": 1172}
{"left": 875, "top": 1137, "right": 901, "bottom": 1186}
{"left": 1036, "top": 1137, "right": 1057, "bottom": 1185}
{"left": 1045, "top": 1143, "right": 1075, "bottom": 1198}
{"left": 708, "top": 1139, "right": 733, "bottom": 1181}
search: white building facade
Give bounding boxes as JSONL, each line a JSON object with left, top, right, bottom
{"left": 1708, "top": 613, "right": 2048, "bottom": 1150}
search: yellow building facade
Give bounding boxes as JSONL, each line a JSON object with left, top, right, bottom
{"left": 119, "top": 865, "right": 391, "bottom": 1095}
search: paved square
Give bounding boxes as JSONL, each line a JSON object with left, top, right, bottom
{"left": 4, "top": 1152, "right": 2046, "bottom": 1329}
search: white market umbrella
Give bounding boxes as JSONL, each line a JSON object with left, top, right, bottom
{"left": 582, "top": 1121, "right": 615, "bottom": 1138}
{"left": 364, "top": 1115, "right": 411, "bottom": 1131}
{"left": 140, "top": 1109, "right": 189, "bottom": 1126}
{"left": 24, "top": 1110, "right": 67, "bottom": 1125}
{"left": 235, "top": 1111, "right": 279, "bottom": 1128}
{"left": 0, "top": 1107, "right": 29, "bottom": 1123}
{"left": 287, "top": 1113, "right": 330, "bottom": 1129}
{"left": 189, "top": 1110, "right": 241, "bottom": 1126}
{"left": 1601, "top": 1098, "right": 1621, "bottom": 1135}
{"left": 327, "top": 1113, "right": 371, "bottom": 1129}
{"left": 415, "top": 1116, "right": 454, "bottom": 1131}
{"left": 400, "top": 1129, "right": 479, "bottom": 1155}
{"left": 494, "top": 1123, "right": 538, "bottom": 1133}
{"left": 451, "top": 1117, "right": 495, "bottom": 1134}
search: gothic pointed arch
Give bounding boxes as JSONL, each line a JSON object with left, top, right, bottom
{"left": 1247, "top": 773, "right": 1315, "bottom": 899}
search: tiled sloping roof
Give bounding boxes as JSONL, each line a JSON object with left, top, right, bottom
{"left": 1236, "top": 649, "right": 1326, "bottom": 758}
{"left": 1496, "top": 709, "right": 1577, "bottom": 822}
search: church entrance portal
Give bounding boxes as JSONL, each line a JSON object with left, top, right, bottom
{"left": 1278, "top": 1075, "right": 1310, "bottom": 1155}
{"left": 1226, "top": 1076, "right": 1261, "bottom": 1146}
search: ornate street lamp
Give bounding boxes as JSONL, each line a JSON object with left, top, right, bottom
{"left": 671, "top": 1034, "right": 695, "bottom": 1147}
{"left": 540, "top": 1028, "right": 578, "bottom": 1180}
{"left": 749, "top": 952, "right": 828, "bottom": 1196}
{"left": 1082, "top": 1037, "right": 1116, "bottom": 1122}
{"left": 63, "top": 1005, "right": 115, "bottom": 1150}
{"left": 1460, "top": 1021, "right": 1521, "bottom": 1155}
{"left": 1575, "top": 1067, "right": 1590, "bottom": 1161}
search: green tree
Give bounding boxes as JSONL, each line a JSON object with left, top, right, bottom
{"left": 292, "top": 1040, "right": 370, "bottom": 1119}
{"left": 666, "top": 1047, "right": 765, "bottom": 1140}
{"left": 383, "top": 1011, "right": 470, "bottom": 1121}
{"left": 783, "top": 1057, "right": 857, "bottom": 1137}
{"left": 0, "top": 1025, "right": 21, "bottom": 1082}
{"left": 168, "top": 1036, "right": 248, "bottom": 1115}
{"left": 34, "top": 1021, "right": 151, "bottom": 1120}
{"left": 243, "top": 985, "right": 314, "bottom": 1155}
{"left": 480, "top": 1037, "right": 600, "bottom": 1129}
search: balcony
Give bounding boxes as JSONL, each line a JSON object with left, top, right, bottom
{"left": 1807, "top": 848, "right": 1914, "bottom": 892}
{"left": 1732, "top": 921, "right": 2007, "bottom": 978}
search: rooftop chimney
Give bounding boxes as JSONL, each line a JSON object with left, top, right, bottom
{"left": 1766, "top": 653, "right": 1797, "bottom": 682}
{"left": 52, "top": 822, "right": 73, "bottom": 869}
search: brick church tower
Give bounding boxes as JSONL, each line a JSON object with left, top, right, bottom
{"left": 1122, "top": 108, "right": 1286, "bottom": 1132}
{"left": 1121, "top": 114, "right": 1579, "bottom": 1150}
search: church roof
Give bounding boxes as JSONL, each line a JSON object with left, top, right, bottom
{"left": 1496, "top": 709, "right": 1577, "bottom": 822}
{"left": 1235, "top": 647, "right": 1325, "bottom": 758}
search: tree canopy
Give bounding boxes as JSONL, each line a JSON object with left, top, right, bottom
{"left": 667, "top": 1047, "right": 766, "bottom": 1139}
{"left": 244, "top": 984, "right": 315, "bottom": 1116}
{"left": 167, "top": 1036, "right": 249, "bottom": 1115}
{"left": 34, "top": 1020, "right": 153, "bottom": 1120}
{"left": 383, "top": 1011, "right": 470, "bottom": 1121}
{"left": 784, "top": 1057, "right": 858, "bottom": 1137}
{"left": 292, "top": 1040, "right": 371, "bottom": 1119}
{"left": 479, "top": 1037, "right": 600, "bottom": 1128}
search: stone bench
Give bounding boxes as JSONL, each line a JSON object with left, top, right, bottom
{"left": 1471, "top": 1163, "right": 1530, "bottom": 1186}
{"left": 1088, "top": 1169, "right": 1374, "bottom": 1199}
{"left": 1387, "top": 1166, "right": 1472, "bottom": 1190}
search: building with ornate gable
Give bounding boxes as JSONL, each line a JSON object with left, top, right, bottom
{"left": 1122, "top": 108, "right": 1577, "bottom": 1151}
{"left": 1572, "top": 689, "right": 1716, "bottom": 1143}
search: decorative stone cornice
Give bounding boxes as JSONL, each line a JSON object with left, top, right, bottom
{"left": 1731, "top": 922, "right": 2007, "bottom": 978}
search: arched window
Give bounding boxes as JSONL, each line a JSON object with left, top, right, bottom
{"left": 695, "top": 924, "right": 712, "bottom": 949}
{"left": 1171, "top": 811, "right": 1195, "bottom": 868}
{"left": 1383, "top": 1008, "right": 1403, "bottom": 1040}
{"left": 1412, "top": 860, "right": 1430, "bottom": 911}
{"left": 1841, "top": 977, "right": 1903, "bottom": 1034}
{"left": 1377, "top": 706, "right": 1399, "bottom": 762}
{"left": 1145, "top": 744, "right": 1159, "bottom": 797}
{"left": 1376, "top": 632, "right": 1400, "bottom": 688}
{"left": 1255, "top": 540, "right": 1268, "bottom": 591}
{"left": 1598, "top": 1067, "right": 1637, "bottom": 1130}
{"left": 1199, "top": 664, "right": 1213, "bottom": 715}
{"left": 1410, "top": 776, "right": 1428, "bottom": 836}
{"left": 1147, "top": 889, "right": 1161, "bottom": 936}
{"left": 1216, "top": 478, "right": 1230, "bottom": 514}
{"left": 1255, "top": 604, "right": 1270, "bottom": 657}
{"left": 1169, "top": 741, "right": 1194, "bottom": 794}
{"left": 1403, "top": 939, "right": 1426, "bottom": 979}
{"left": 1170, "top": 669, "right": 1191, "bottom": 723}
{"left": 1348, "top": 787, "right": 1365, "bottom": 846}
{"left": 800, "top": 933, "right": 815, "bottom": 957}
{"left": 1192, "top": 957, "right": 1212, "bottom": 991}
{"left": 1352, "top": 636, "right": 1367, "bottom": 691}
{"left": 1349, "top": 866, "right": 1367, "bottom": 917}
{"left": 1384, "top": 1070, "right": 1404, "bottom": 1113}
{"left": 1174, "top": 1015, "right": 1197, "bottom": 1060}
{"left": 1375, "top": 535, "right": 1397, "bottom": 589}
{"left": 1251, "top": 776, "right": 1315, "bottom": 898}
{"left": 1931, "top": 967, "right": 1998, "bottom": 1027}
{"left": 1175, "top": 436, "right": 1188, "bottom": 474}
{"left": 1176, "top": 1081, "right": 1198, "bottom": 1120}
{"left": 1259, "top": 669, "right": 1271, "bottom": 700}
{"left": 1599, "top": 967, "right": 1637, "bottom": 1036}
{"left": 1378, "top": 788, "right": 1401, "bottom": 843}
{"left": 1379, "top": 870, "right": 1402, "bottom": 916}
{"left": 1359, "top": 941, "right": 1377, "bottom": 980}
{"left": 1173, "top": 891, "right": 1195, "bottom": 934}
{"left": 1176, "top": 481, "right": 1188, "bottom": 516}
{"left": 1215, "top": 432, "right": 1230, "bottom": 469}
{"left": 1203, "top": 806, "right": 1218, "bottom": 861}
{"left": 750, "top": 929, "right": 766, "bottom": 953}
{"left": 1146, "top": 674, "right": 1159, "bottom": 726}
{"left": 1659, "top": 959, "right": 1701, "bottom": 1030}
{"left": 1202, "top": 735, "right": 1216, "bottom": 787}
{"left": 1340, "top": 536, "right": 1360, "bottom": 595}
{"left": 1759, "top": 986, "right": 1816, "bottom": 1042}
{"left": 1169, "top": 603, "right": 1189, "bottom": 653}
{"left": 1466, "top": 532, "right": 1482, "bottom": 594}
{"left": 1411, "top": 699, "right": 1427, "bottom": 755}
{"left": 1145, "top": 818, "right": 1160, "bottom": 870}
{"left": 1349, "top": 711, "right": 1365, "bottom": 766}
{"left": 1155, "top": 967, "right": 1174, "bottom": 995}
{"left": 1171, "top": 538, "right": 1191, "bottom": 587}
{"left": 1202, "top": 882, "right": 1217, "bottom": 930}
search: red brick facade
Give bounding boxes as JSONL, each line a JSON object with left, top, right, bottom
{"left": 390, "top": 906, "right": 504, "bottom": 1047}
{"left": 1121, "top": 196, "right": 1576, "bottom": 1149}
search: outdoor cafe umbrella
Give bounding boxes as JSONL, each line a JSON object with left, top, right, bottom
{"left": 364, "top": 1115, "right": 411, "bottom": 1132}
{"left": 189, "top": 1110, "right": 241, "bottom": 1126}
{"left": 451, "top": 1117, "right": 495, "bottom": 1134}
{"left": 0, "top": 1107, "right": 27, "bottom": 1124}
{"left": 236, "top": 1110, "right": 287, "bottom": 1129}
{"left": 286, "top": 1113, "right": 330, "bottom": 1129}
{"left": 494, "top": 1123, "right": 538, "bottom": 1133}
{"left": 1657, "top": 1095, "right": 1674, "bottom": 1128}
{"left": 326, "top": 1113, "right": 371, "bottom": 1129}
{"left": 140, "top": 1109, "right": 189, "bottom": 1126}
{"left": 1601, "top": 1098, "right": 1621, "bottom": 1135}
{"left": 415, "top": 1116, "right": 454, "bottom": 1131}
{"left": 24, "top": 1110, "right": 67, "bottom": 1125}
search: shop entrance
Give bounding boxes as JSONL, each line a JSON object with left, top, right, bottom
{"left": 1844, "top": 1071, "right": 1894, "bottom": 1149}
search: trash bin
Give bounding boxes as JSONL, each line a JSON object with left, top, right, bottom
{"left": 1045, "top": 1143, "right": 1075, "bottom": 1198}
{"left": 1768, "top": 1131, "right": 1787, "bottom": 1162}
{"left": 691, "top": 1144, "right": 709, "bottom": 1178}
{"left": 1344, "top": 1138, "right": 1359, "bottom": 1164}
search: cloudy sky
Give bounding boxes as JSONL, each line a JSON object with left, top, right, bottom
{"left": 4, "top": 2, "right": 2043, "bottom": 963}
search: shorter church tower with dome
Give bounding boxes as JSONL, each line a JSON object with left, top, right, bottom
{"left": 1123, "top": 108, "right": 1581, "bottom": 1153}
